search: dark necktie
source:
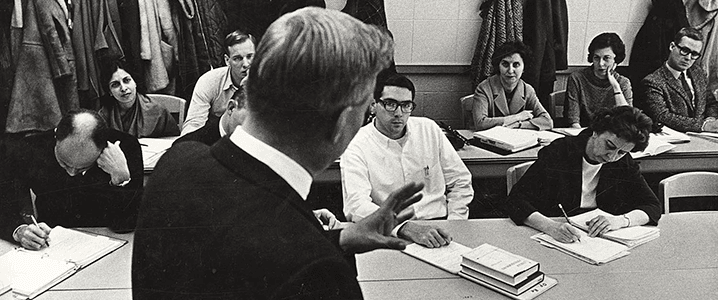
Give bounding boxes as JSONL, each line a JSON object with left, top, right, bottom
{"left": 679, "top": 72, "right": 694, "bottom": 109}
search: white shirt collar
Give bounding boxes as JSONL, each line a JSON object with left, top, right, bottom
{"left": 665, "top": 62, "right": 685, "bottom": 80}
{"left": 219, "top": 117, "right": 227, "bottom": 137}
{"left": 229, "top": 127, "right": 312, "bottom": 200}
{"left": 222, "top": 67, "right": 238, "bottom": 92}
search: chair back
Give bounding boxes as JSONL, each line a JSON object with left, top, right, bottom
{"left": 147, "top": 94, "right": 186, "bottom": 128}
{"left": 460, "top": 94, "right": 474, "bottom": 130}
{"left": 659, "top": 172, "right": 718, "bottom": 214}
{"left": 506, "top": 161, "right": 534, "bottom": 195}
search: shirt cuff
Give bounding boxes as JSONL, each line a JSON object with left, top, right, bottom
{"left": 702, "top": 118, "right": 716, "bottom": 131}
{"left": 12, "top": 224, "right": 27, "bottom": 242}
{"left": 390, "top": 220, "right": 409, "bottom": 237}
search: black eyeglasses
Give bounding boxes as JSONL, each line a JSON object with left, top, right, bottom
{"left": 376, "top": 98, "right": 416, "bottom": 113}
{"left": 675, "top": 43, "right": 702, "bottom": 59}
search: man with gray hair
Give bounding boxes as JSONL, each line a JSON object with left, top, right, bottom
{"left": 133, "top": 7, "right": 422, "bottom": 299}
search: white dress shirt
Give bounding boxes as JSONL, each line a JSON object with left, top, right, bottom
{"left": 341, "top": 117, "right": 474, "bottom": 222}
{"left": 182, "top": 66, "right": 238, "bottom": 135}
{"left": 580, "top": 157, "right": 602, "bottom": 209}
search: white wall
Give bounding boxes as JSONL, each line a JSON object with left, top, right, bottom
{"left": 386, "top": 0, "right": 652, "bottom": 66}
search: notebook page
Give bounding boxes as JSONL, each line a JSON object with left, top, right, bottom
{"left": 532, "top": 231, "right": 629, "bottom": 264}
{"left": 569, "top": 209, "right": 659, "bottom": 241}
{"left": 36, "top": 227, "right": 123, "bottom": 267}
{"left": 402, "top": 242, "right": 473, "bottom": 274}
{"left": 0, "top": 250, "right": 76, "bottom": 297}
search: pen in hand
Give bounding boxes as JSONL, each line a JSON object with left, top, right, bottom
{"left": 558, "top": 204, "right": 581, "bottom": 243}
{"left": 30, "top": 215, "right": 50, "bottom": 247}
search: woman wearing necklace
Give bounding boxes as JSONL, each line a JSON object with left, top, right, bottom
{"left": 472, "top": 41, "right": 553, "bottom": 131}
{"left": 99, "top": 64, "right": 180, "bottom": 138}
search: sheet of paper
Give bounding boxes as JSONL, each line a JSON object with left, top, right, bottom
{"left": 36, "top": 226, "right": 123, "bottom": 267}
{"left": 402, "top": 242, "right": 473, "bottom": 274}
{"left": 0, "top": 250, "right": 76, "bottom": 297}
{"left": 532, "top": 232, "right": 629, "bottom": 264}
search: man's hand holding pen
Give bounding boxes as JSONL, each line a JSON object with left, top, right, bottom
{"left": 14, "top": 216, "right": 52, "bottom": 250}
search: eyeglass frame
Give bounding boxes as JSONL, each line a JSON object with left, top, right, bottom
{"left": 375, "top": 98, "right": 417, "bottom": 113}
{"left": 673, "top": 42, "right": 702, "bottom": 60}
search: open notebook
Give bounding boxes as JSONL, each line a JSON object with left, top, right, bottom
{"left": 568, "top": 209, "right": 660, "bottom": 248}
{"left": 0, "top": 227, "right": 126, "bottom": 299}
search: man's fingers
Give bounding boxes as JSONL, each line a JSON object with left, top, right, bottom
{"left": 382, "top": 182, "right": 424, "bottom": 212}
{"left": 395, "top": 207, "right": 414, "bottom": 224}
{"left": 436, "top": 227, "right": 452, "bottom": 244}
{"left": 381, "top": 236, "right": 411, "bottom": 250}
{"left": 429, "top": 230, "right": 448, "bottom": 247}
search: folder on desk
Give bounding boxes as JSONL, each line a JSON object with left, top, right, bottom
{"left": 0, "top": 227, "right": 126, "bottom": 299}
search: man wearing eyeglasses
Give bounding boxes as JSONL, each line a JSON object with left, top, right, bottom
{"left": 643, "top": 27, "right": 718, "bottom": 132}
{"left": 341, "top": 72, "right": 474, "bottom": 248}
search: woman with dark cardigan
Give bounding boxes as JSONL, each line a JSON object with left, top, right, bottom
{"left": 504, "top": 106, "right": 661, "bottom": 243}
{"left": 99, "top": 64, "right": 180, "bottom": 138}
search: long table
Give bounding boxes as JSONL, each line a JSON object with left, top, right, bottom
{"left": 313, "top": 132, "right": 718, "bottom": 182}
{"left": 356, "top": 212, "right": 718, "bottom": 299}
{"left": 1, "top": 213, "right": 714, "bottom": 299}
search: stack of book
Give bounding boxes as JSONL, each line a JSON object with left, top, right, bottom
{"left": 458, "top": 244, "right": 557, "bottom": 300}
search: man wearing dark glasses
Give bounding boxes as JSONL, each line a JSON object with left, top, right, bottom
{"left": 341, "top": 72, "right": 474, "bottom": 249}
{"left": 643, "top": 27, "right": 718, "bottom": 132}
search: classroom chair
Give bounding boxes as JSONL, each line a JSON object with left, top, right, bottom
{"left": 549, "top": 90, "right": 569, "bottom": 128}
{"left": 459, "top": 94, "right": 474, "bottom": 130}
{"left": 659, "top": 171, "right": 718, "bottom": 214}
{"left": 506, "top": 161, "right": 534, "bottom": 195}
{"left": 148, "top": 94, "right": 186, "bottom": 128}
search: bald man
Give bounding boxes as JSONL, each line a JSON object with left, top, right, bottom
{"left": 0, "top": 109, "right": 143, "bottom": 250}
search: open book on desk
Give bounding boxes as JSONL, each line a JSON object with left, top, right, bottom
{"left": 568, "top": 209, "right": 660, "bottom": 248}
{"left": 0, "top": 226, "right": 127, "bottom": 299}
{"left": 630, "top": 139, "right": 675, "bottom": 159}
{"left": 472, "top": 127, "right": 563, "bottom": 154}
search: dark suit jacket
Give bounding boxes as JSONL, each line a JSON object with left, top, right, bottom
{"left": 643, "top": 64, "right": 718, "bottom": 132}
{"left": 173, "top": 116, "right": 221, "bottom": 146}
{"left": 132, "top": 137, "right": 362, "bottom": 299}
{"left": 0, "top": 130, "right": 143, "bottom": 242}
{"left": 504, "top": 130, "right": 662, "bottom": 226}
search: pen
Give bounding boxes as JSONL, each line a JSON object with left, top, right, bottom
{"left": 558, "top": 204, "right": 580, "bottom": 242}
{"left": 30, "top": 215, "right": 50, "bottom": 247}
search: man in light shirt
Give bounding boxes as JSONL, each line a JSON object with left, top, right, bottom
{"left": 342, "top": 72, "right": 474, "bottom": 248}
{"left": 181, "top": 30, "right": 255, "bottom": 135}
{"left": 643, "top": 27, "right": 718, "bottom": 132}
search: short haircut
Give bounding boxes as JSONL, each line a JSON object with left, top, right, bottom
{"left": 245, "top": 7, "right": 393, "bottom": 139}
{"left": 491, "top": 40, "right": 532, "bottom": 74}
{"left": 674, "top": 27, "right": 703, "bottom": 44}
{"left": 588, "top": 106, "right": 652, "bottom": 152}
{"left": 55, "top": 109, "right": 109, "bottom": 149}
{"left": 224, "top": 29, "right": 256, "bottom": 55}
{"left": 373, "top": 71, "right": 415, "bottom": 100}
{"left": 587, "top": 32, "right": 626, "bottom": 64}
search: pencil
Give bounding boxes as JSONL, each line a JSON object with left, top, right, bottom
{"left": 30, "top": 215, "right": 49, "bottom": 247}
{"left": 558, "top": 204, "right": 580, "bottom": 242}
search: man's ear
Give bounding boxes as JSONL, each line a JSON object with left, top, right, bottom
{"left": 224, "top": 54, "right": 230, "bottom": 66}
{"left": 226, "top": 99, "right": 237, "bottom": 114}
{"left": 330, "top": 106, "right": 359, "bottom": 145}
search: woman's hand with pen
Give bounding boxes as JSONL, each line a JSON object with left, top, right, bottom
{"left": 14, "top": 223, "right": 52, "bottom": 250}
{"left": 546, "top": 221, "right": 583, "bottom": 244}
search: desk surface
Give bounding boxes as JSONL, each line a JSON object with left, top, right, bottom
{"left": 1, "top": 213, "right": 715, "bottom": 299}
{"left": 356, "top": 212, "right": 718, "bottom": 300}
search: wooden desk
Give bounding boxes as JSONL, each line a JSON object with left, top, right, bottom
{"left": 0, "top": 228, "right": 133, "bottom": 300}
{"left": 356, "top": 212, "right": 718, "bottom": 299}
{"left": 313, "top": 133, "right": 718, "bottom": 182}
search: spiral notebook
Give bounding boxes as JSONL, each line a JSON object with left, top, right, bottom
{"left": 0, "top": 227, "right": 126, "bottom": 299}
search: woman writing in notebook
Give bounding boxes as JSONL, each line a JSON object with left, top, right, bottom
{"left": 472, "top": 41, "right": 553, "bottom": 131}
{"left": 504, "top": 106, "right": 662, "bottom": 243}
{"left": 98, "top": 63, "right": 180, "bottom": 138}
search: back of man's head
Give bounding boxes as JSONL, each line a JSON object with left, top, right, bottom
{"left": 56, "top": 109, "right": 108, "bottom": 149}
{"left": 245, "top": 7, "right": 393, "bottom": 141}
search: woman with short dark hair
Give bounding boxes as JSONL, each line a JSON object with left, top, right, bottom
{"left": 505, "top": 106, "right": 661, "bottom": 243}
{"left": 565, "top": 32, "right": 632, "bottom": 128}
{"left": 472, "top": 41, "right": 553, "bottom": 131}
